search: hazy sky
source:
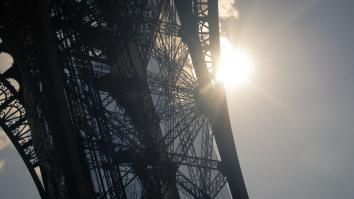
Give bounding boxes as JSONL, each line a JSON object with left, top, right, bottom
{"left": 226, "top": 0, "right": 354, "bottom": 198}
{"left": 1, "top": 0, "right": 354, "bottom": 198}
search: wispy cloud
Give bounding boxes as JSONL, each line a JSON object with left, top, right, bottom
{"left": 0, "top": 128, "right": 10, "bottom": 150}
{"left": 35, "top": 166, "right": 42, "bottom": 177}
{"left": 219, "top": 0, "right": 239, "bottom": 18}
{"left": 0, "top": 159, "right": 5, "bottom": 170}
{"left": 0, "top": 52, "right": 14, "bottom": 74}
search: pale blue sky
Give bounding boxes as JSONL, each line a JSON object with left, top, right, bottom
{"left": 1, "top": 0, "right": 354, "bottom": 198}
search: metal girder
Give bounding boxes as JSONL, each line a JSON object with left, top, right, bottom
{"left": 0, "top": 36, "right": 70, "bottom": 198}
{"left": 174, "top": 0, "right": 249, "bottom": 198}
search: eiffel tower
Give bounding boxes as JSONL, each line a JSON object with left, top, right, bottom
{"left": 0, "top": 0, "right": 248, "bottom": 198}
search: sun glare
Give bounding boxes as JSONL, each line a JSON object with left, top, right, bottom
{"left": 216, "top": 37, "right": 253, "bottom": 88}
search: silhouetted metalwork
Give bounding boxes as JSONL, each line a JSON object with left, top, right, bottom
{"left": 0, "top": 0, "right": 248, "bottom": 198}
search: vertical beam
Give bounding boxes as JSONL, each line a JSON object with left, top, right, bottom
{"left": 208, "top": 0, "right": 221, "bottom": 74}
{"left": 36, "top": 1, "right": 95, "bottom": 198}
{"left": 175, "top": 0, "right": 249, "bottom": 198}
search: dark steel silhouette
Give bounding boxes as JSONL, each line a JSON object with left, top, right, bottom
{"left": 0, "top": 0, "right": 248, "bottom": 198}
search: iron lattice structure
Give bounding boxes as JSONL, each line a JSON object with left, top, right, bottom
{"left": 0, "top": 0, "right": 248, "bottom": 198}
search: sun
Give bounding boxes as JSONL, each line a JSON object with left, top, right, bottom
{"left": 216, "top": 37, "right": 253, "bottom": 88}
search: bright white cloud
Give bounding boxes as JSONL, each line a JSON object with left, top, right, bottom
{"left": 219, "top": 0, "right": 239, "bottom": 18}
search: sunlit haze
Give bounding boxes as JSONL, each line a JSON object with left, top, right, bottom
{"left": 216, "top": 37, "right": 253, "bottom": 88}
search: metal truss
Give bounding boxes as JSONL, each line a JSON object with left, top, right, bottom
{"left": 0, "top": 70, "right": 45, "bottom": 197}
{"left": 0, "top": 38, "right": 66, "bottom": 198}
{"left": 0, "top": 0, "right": 248, "bottom": 198}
